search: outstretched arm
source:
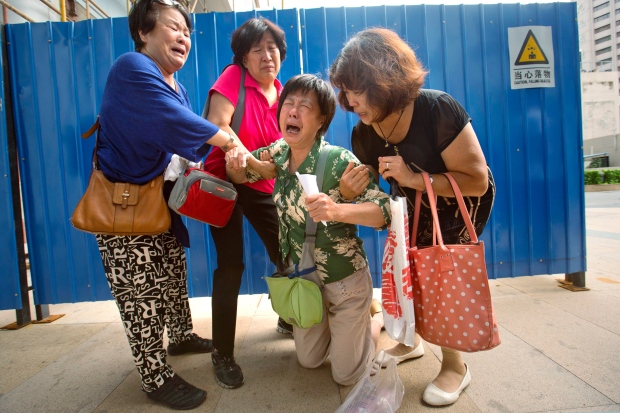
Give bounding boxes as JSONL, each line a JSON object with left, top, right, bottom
{"left": 226, "top": 148, "right": 277, "bottom": 184}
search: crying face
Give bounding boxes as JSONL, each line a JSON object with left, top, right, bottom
{"left": 279, "top": 91, "right": 325, "bottom": 150}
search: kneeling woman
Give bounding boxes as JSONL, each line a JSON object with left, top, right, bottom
{"left": 226, "top": 74, "right": 389, "bottom": 385}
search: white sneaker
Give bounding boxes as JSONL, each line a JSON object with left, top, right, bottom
{"left": 375, "top": 341, "right": 425, "bottom": 366}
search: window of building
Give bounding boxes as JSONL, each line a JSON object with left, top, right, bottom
{"left": 596, "top": 24, "right": 611, "bottom": 33}
{"left": 597, "top": 60, "right": 612, "bottom": 73}
{"left": 596, "top": 46, "right": 612, "bottom": 55}
{"left": 596, "top": 35, "right": 612, "bottom": 44}
{"left": 595, "top": 12, "right": 611, "bottom": 22}
{"left": 598, "top": 58, "right": 612, "bottom": 69}
{"left": 595, "top": 2, "right": 610, "bottom": 12}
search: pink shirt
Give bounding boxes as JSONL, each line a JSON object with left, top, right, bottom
{"left": 203, "top": 64, "right": 281, "bottom": 194}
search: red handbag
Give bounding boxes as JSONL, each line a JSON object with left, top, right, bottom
{"left": 409, "top": 172, "right": 500, "bottom": 352}
{"left": 167, "top": 167, "right": 237, "bottom": 228}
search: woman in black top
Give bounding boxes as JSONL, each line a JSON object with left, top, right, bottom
{"left": 330, "top": 27, "right": 495, "bottom": 407}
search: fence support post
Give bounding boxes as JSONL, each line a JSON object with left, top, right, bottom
{"left": 558, "top": 271, "right": 589, "bottom": 292}
{"left": 2, "top": 24, "right": 32, "bottom": 328}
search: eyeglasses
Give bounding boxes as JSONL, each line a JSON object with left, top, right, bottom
{"left": 151, "top": 0, "right": 184, "bottom": 9}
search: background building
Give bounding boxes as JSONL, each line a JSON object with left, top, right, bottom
{"left": 578, "top": 0, "right": 620, "bottom": 167}
{"left": 578, "top": 0, "right": 615, "bottom": 73}
{"left": 581, "top": 72, "right": 620, "bottom": 167}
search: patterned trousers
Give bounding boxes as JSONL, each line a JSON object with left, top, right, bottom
{"left": 96, "top": 231, "right": 193, "bottom": 392}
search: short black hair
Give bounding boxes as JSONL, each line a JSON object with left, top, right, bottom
{"left": 278, "top": 74, "right": 336, "bottom": 139}
{"left": 231, "top": 18, "right": 287, "bottom": 65}
{"left": 129, "top": 0, "right": 192, "bottom": 52}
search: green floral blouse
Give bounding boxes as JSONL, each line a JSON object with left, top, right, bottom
{"left": 247, "top": 137, "right": 391, "bottom": 284}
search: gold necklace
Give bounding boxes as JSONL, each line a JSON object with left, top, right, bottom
{"left": 377, "top": 109, "right": 405, "bottom": 147}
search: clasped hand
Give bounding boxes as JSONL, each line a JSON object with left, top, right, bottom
{"left": 306, "top": 193, "right": 338, "bottom": 223}
{"left": 340, "top": 156, "right": 413, "bottom": 200}
{"left": 225, "top": 148, "right": 277, "bottom": 180}
{"left": 339, "top": 161, "right": 370, "bottom": 201}
{"left": 378, "top": 155, "right": 412, "bottom": 185}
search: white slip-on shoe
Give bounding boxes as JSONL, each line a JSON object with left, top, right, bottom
{"left": 422, "top": 363, "right": 472, "bottom": 406}
{"left": 375, "top": 341, "right": 425, "bottom": 366}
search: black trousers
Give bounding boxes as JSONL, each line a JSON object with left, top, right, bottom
{"left": 209, "top": 184, "right": 280, "bottom": 357}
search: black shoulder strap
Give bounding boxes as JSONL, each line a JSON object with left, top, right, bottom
{"left": 201, "top": 63, "right": 246, "bottom": 135}
{"left": 230, "top": 66, "right": 245, "bottom": 133}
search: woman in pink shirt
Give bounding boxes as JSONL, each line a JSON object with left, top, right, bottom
{"left": 202, "top": 18, "right": 286, "bottom": 390}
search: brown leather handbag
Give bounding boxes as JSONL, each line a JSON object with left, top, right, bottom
{"left": 71, "top": 118, "right": 171, "bottom": 236}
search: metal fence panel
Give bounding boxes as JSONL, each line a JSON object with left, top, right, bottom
{"left": 1, "top": 3, "right": 585, "bottom": 306}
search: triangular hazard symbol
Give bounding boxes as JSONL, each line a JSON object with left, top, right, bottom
{"left": 514, "top": 29, "right": 549, "bottom": 66}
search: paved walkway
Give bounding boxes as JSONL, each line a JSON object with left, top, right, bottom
{"left": 1, "top": 191, "right": 619, "bottom": 413}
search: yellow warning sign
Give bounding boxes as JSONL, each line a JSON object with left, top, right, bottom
{"left": 514, "top": 29, "right": 549, "bottom": 66}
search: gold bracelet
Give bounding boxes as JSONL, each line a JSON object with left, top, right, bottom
{"left": 221, "top": 133, "right": 234, "bottom": 152}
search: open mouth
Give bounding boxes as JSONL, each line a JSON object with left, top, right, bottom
{"left": 286, "top": 123, "right": 301, "bottom": 134}
{"left": 171, "top": 46, "right": 185, "bottom": 56}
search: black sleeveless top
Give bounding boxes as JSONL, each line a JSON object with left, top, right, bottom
{"left": 351, "top": 89, "right": 495, "bottom": 246}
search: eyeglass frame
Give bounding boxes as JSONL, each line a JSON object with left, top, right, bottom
{"left": 150, "top": 0, "right": 186, "bottom": 12}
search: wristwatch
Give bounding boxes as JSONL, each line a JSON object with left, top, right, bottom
{"left": 221, "top": 133, "right": 235, "bottom": 152}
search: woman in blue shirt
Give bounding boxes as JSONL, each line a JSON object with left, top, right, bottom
{"left": 95, "top": 0, "right": 244, "bottom": 409}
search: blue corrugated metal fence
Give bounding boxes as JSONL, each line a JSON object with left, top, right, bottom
{"left": 0, "top": 3, "right": 585, "bottom": 309}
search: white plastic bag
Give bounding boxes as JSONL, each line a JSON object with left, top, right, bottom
{"left": 335, "top": 350, "right": 404, "bottom": 413}
{"left": 381, "top": 195, "right": 416, "bottom": 346}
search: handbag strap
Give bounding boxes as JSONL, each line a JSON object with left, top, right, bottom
{"left": 290, "top": 143, "right": 331, "bottom": 283}
{"left": 201, "top": 63, "right": 246, "bottom": 135}
{"left": 411, "top": 173, "right": 444, "bottom": 249}
{"left": 443, "top": 172, "right": 478, "bottom": 243}
{"left": 82, "top": 116, "right": 100, "bottom": 169}
{"left": 409, "top": 172, "right": 478, "bottom": 250}
{"left": 304, "top": 143, "right": 332, "bottom": 239}
{"left": 411, "top": 172, "right": 478, "bottom": 249}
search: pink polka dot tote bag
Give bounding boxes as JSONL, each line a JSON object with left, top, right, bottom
{"left": 409, "top": 172, "right": 501, "bottom": 352}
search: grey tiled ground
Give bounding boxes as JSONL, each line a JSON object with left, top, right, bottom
{"left": 1, "top": 191, "right": 619, "bottom": 413}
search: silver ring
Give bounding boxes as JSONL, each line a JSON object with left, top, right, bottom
{"left": 386, "top": 162, "right": 390, "bottom": 170}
